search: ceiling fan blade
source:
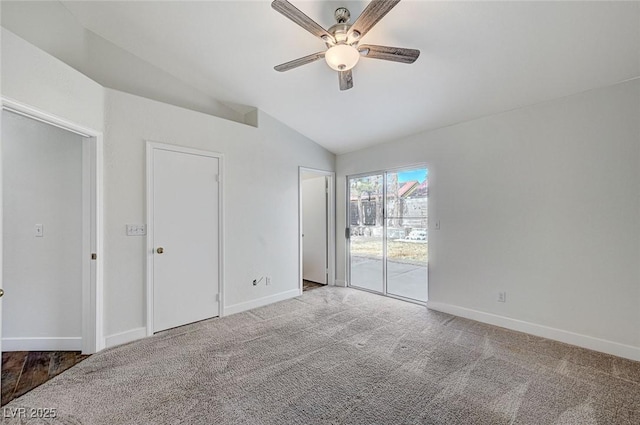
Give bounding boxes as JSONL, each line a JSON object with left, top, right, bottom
{"left": 339, "top": 70, "right": 353, "bottom": 91}
{"left": 358, "top": 44, "right": 420, "bottom": 64}
{"left": 274, "top": 52, "right": 326, "bottom": 72}
{"left": 271, "top": 0, "right": 335, "bottom": 43}
{"left": 349, "top": 0, "right": 401, "bottom": 39}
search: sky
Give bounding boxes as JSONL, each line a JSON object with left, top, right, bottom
{"left": 397, "top": 168, "right": 427, "bottom": 184}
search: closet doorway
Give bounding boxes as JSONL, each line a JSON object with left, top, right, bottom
{"left": 1, "top": 99, "right": 103, "bottom": 355}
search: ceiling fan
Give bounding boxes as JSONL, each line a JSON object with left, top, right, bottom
{"left": 272, "top": 0, "right": 420, "bottom": 91}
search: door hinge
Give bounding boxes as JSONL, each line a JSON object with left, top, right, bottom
{"left": 91, "top": 253, "right": 97, "bottom": 260}
{"left": 215, "top": 293, "right": 220, "bottom": 302}
{"left": 345, "top": 228, "right": 350, "bottom": 239}
{"left": 215, "top": 175, "right": 219, "bottom": 183}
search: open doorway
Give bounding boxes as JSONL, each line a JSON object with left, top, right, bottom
{"left": 1, "top": 99, "right": 103, "bottom": 357}
{"left": 299, "top": 167, "right": 335, "bottom": 293}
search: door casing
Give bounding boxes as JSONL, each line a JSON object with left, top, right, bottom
{"left": 145, "top": 141, "right": 224, "bottom": 336}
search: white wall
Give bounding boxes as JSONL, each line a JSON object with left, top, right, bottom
{"left": 2, "top": 110, "right": 83, "bottom": 347}
{"left": 0, "top": 2, "right": 249, "bottom": 125}
{"left": 337, "top": 79, "right": 640, "bottom": 359}
{"left": 1, "top": 29, "right": 104, "bottom": 132}
{"left": 103, "top": 90, "right": 334, "bottom": 336}
{"left": 2, "top": 30, "right": 335, "bottom": 346}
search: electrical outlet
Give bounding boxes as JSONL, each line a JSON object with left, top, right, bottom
{"left": 266, "top": 277, "right": 271, "bottom": 285}
{"left": 498, "top": 291, "right": 506, "bottom": 303}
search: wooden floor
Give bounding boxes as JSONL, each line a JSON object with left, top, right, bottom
{"left": 1, "top": 351, "right": 89, "bottom": 406}
{"left": 303, "top": 280, "right": 325, "bottom": 291}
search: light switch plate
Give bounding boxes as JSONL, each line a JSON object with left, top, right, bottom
{"left": 35, "top": 224, "right": 44, "bottom": 237}
{"left": 126, "top": 224, "right": 146, "bottom": 236}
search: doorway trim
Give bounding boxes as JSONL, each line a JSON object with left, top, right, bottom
{"left": 145, "top": 141, "right": 225, "bottom": 337}
{"left": 1, "top": 96, "right": 105, "bottom": 354}
{"left": 298, "top": 167, "right": 335, "bottom": 294}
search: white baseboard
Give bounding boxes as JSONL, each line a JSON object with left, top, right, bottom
{"left": 335, "top": 279, "right": 347, "bottom": 287}
{"left": 426, "top": 301, "right": 640, "bottom": 362}
{"left": 2, "top": 337, "right": 82, "bottom": 351}
{"left": 104, "top": 327, "right": 147, "bottom": 349}
{"left": 224, "top": 289, "right": 300, "bottom": 316}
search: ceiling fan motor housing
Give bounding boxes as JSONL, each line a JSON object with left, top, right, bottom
{"left": 327, "top": 23, "right": 352, "bottom": 45}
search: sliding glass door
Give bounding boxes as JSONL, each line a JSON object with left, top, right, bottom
{"left": 348, "top": 167, "right": 428, "bottom": 302}
{"left": 385, "top": 169, "right": 428, "bottom": 301}
{"left": 348, "top": 174, "right": 384, "bottom": 293}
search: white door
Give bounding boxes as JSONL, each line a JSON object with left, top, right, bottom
{"left": 302, "top": 176, "right": 327, "bottom": 284}
{"left": 150, "top": 146, "right": 220, "bottom": 333}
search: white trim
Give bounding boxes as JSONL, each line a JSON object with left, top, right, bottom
{"left": 104, "top": 327, "right": 147, "bottom": 349}
{"left": 2, "top": 337, "right": 82, "bottom": 352}
{"left": 218, "top": 155, "right": 226, "bottom": 317}
{"left": 335, "top": 279, "right": 347, "bottom": 287}
{"left": 1, "top": 97, "right": 104, "bottom": 354}
{"left": 94, "top": 135, "right": 105, "bottom": 352}
{"left": 82, "top": 138, "right": 91, "bottom": 352}
{"left": 0, "top": 103, "right": 3, "bottom": 358}
{"left": 1, "top": 97, "right": 94, "bottom": 137}
{"left": 426, "top": 301, "right": 640, "bottom": 362}
{"left": 224, "top": 289, "right": 300, "bottom": 316}
{"left": 298, "top": 167, "right": 336, "bottom": 294}
{"left": 146, "top": 144, "right": 154, "bottom": 335}
{"left": 146, "top": 141, "right": 225, "bottom": 335}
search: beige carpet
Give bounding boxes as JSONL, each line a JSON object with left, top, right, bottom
{"left": 4, "top": 287, "right": 640, "bottom": 424}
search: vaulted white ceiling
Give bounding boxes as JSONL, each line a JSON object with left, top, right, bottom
{"left": 60, "top": 1, "right": 639, "bottom": 154}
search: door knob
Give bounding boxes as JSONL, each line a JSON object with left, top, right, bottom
{"left": 156, "top": 247, "right": 164, "bottom": 254}
{"left": 0, "top": 288, "right": 4, "bottom": 297}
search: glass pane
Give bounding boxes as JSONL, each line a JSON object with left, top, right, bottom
{"left": 385, "top": 168, "right": 428, "bottom": 301}
{"left": 349, "top": 174, "right": 384, "bottom": 293}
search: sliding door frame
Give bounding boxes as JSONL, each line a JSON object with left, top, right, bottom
{"left": 346, "top": 171, "right": 386, "bottom": 296}
{"left": 346, "top": 163, "right": 429, "bottom": 305}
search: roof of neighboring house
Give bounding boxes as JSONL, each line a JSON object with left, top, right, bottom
{"left": 399, "top": 181, "right": 420, "bottom": 198}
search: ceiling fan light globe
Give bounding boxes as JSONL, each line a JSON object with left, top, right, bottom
{"left": 325, "top": 44, "right": 360, "bottom": 71}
